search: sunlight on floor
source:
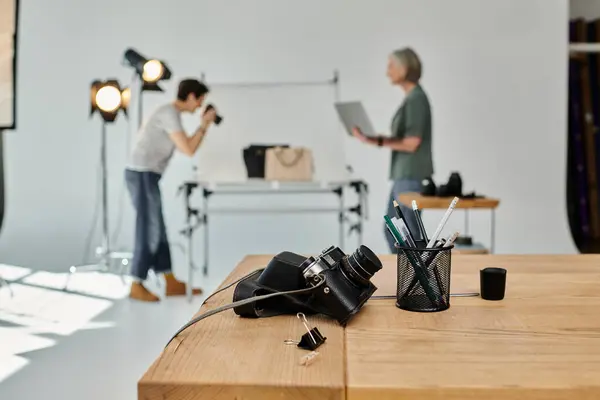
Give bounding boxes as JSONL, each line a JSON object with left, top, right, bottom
{"left": 23, "top": 271, "right": 132, "bottom": 300}
{"left": 0, "top": 274, "right": 124, "bottom": 384}
{"left": 0, "top": 264, "right": 32, "bottom": 281}
{"left": 0, "top": 284, "right": 114, "bottom": 336}
{"left": 0, "top": 356, "right": 28, "bottom": 383}
{"left": 0, "top": 327, "right": 56, "bottom": 356}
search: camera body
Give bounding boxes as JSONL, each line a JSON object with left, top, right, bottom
{"left": 205, "top": 104, "right": 223, "bottom": 125}
{"left": 300, "top": 246, "right": 381, "bottom": 325}
{"left": 233, "top": 245, "right": 382, "bottom": 326}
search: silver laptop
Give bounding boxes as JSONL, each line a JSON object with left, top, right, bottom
{"left": 334, "top": 101, "right": 377, "bottom": 138}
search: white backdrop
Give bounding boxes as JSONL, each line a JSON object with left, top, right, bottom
{"left": 0, "top": 0, "right": 574, "bottom": 280}
{"left": 194, "top": 81, "right": 347, "bottom": 182}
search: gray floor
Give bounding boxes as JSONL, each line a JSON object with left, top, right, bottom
{"left": 0, "top": 265, "right": 225, "bottom": 400}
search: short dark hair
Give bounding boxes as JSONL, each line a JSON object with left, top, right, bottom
{"left": 177, "top": 79, "right": 209, "bottom": 101}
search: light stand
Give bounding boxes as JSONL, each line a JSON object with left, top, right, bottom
{"left": 137, "top": 74, "right": 143, "bottom": 129}
{"left": 178, "top": 182, "right": 201, "bottom": 302}
{"left": 0, "top": 130, "right": 9, "bottom": 297}
{"left": 64, "top": 80, "right": 132, "bottom": 290}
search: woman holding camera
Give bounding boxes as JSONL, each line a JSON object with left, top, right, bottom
{"left": 352, "top": 47, "right": 433, "bottom": 253}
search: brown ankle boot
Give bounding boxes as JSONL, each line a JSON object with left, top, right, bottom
{"left": 129, "top": 282, "right": 160, "bottom": 302}
{"left": 164, "top": 273, "right": 203, "bottom": 296}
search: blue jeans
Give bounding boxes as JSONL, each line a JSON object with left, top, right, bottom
{"left": 385, "top": 179, "right": 423, "bottom": 253}
{"left": 125, "top": 169, "right": 172, "bottom": 280}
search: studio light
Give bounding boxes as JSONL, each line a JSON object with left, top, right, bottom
{"left": 67, "top": 78, "right": 132, "bottom": 284}
{"left": 143, "top": 60, "right": 165, "bottom": 83}
{"left": 96, "top": 86, "right": 121, "bottom": 113}
{"left": 123, "top": 48, "right": 172, "bottom": 91}
{"left": 122, "top": 48, "right": 173, "bottom": 127}
{"left": 120, "top": 87, "right": 131, "bottom": 114}
{"left": 90, "top": 80, "right": 129, "bottom": 122}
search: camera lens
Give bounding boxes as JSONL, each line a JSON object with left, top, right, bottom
{"left": 356, "top": 245, "right": 383, "bottom": 275}
{"left": 341, "top": 245, "right": 383, "bottom": 286}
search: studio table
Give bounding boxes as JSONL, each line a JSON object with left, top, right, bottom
{"left": 177, "top": 180, "right": 368, "bottom": 300}
{"left": 398, "top": 192, "right": 500, "bottom": 253}
{"left": 139, "top": 254, "right": 600, "bottom": 400}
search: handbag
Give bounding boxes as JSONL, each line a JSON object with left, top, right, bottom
{"left": 264, "top": 147, "right": 314, "bottom": 181}
{"left": 242, "top": 144, "right": 289, "bottom": 178}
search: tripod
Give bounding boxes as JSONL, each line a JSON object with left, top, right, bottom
{"left": 65, "top": 121, "right": 131, "bottom": 289}
{"left": 178, "top": 182, "right": 202, "bottom": 302}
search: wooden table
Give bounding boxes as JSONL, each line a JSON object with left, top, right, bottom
{"left": 454, "top": 242, "right": 490, "bottom": 255}
{"left": 139, "top": 256, "right": 345, "bottom": 400}
{"left": 139, "top": 254, "right": 600, "bottom": 400}
{"left": 398, "top": 192, "right": 500, "bottom": 253}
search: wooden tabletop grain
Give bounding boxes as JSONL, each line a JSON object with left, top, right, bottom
{"left": 348, "top": 254, "right": 600, "bottom": 400}
{"left": 139, "top": 254, "right": 600, "bottom": 400}
{"left": 138, "top": 255, "right": 345, "bottom": 400}
{"left": 399, "top": 192, "right": 500, "bottom": 209}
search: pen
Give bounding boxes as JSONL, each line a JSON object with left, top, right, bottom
{"left": 411, "top": 200, "right": 429, "bottom": 243}
{"left": 426, "top": 197, "right": 459, "bottom": 248}
{"left": 384, "top": 215, "right": 442, "bottom": 306}
{"left": 384, "top": 215, "right": 404, "bottom": 245}
{"left": 405, "top": 232, "right": 460, "bottom": 301}
{"left": 385, "top": 225, "right": 400, "bottom": 246}
{"left": 429, "top": 231, "right": 461, "bottom": 296}
{"left": 422, "top": 238, "right": 446, "bottom": 265}
{"left": 393, "top": 218, "right": 433, "bottom": 278}
{"left": 392, "top": 199, "right": 406, "bottom": 220}
{"left": 392, "top": 217, "right": 418, "bottom": 249}
{"left": 444, "top": 231, "right": 460, "bottom": 247}
{"left": 393, "top": 200, "right": 417, "bottom": 244}
{"left": 425, "top": 231, "right": 460, "bottom": 264}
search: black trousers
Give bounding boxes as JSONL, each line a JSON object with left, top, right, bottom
{"left": 125, "top": 169, "right": 172, "bottom": 280}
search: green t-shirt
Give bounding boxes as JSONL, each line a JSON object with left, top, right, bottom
{"left": 389, "top": 85, "right": 434, "bottom": 180}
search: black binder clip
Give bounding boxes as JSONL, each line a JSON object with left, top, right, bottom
{"left": 296, "top": 313, "right": 326, "bottom": 351}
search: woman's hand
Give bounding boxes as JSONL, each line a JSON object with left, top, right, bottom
{"left": 352, "top": 127, "right": 378, "bottom": 145}
{"left": 352, "top": 127, "right": 368, "bottom": 142}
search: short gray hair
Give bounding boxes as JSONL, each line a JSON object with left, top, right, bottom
{"left": 391, "top": 47, "right": 422, "bottom": 83}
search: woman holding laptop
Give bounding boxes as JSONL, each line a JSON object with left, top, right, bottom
{"left": 352, "top": 47, "right": 433, "bottom": 252}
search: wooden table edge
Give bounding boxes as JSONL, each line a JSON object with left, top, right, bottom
{"left": 398, "top": 192, "right": 500, "bottom": 209}
{"left": 346, "top": 386, "right": 600, "bottom": 400}
{"left": 138, "top": 253, "right": 346, "bottom": 400}
{"left": 138, "top": 380, "right": 346, "bottom": 400}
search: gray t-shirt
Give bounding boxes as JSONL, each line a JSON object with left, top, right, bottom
{"left": 128, "top": 103, "right": 183, "bottom": 174}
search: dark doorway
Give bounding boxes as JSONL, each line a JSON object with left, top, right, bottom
{"left": 568, "top": 19, "right": 600, "bottom": 253}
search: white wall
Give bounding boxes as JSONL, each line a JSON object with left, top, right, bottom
{"left": 571, "top": 0, "right": 600, "bottom": 19}
{"left": 0, "top": 0, "right": 573, "bottom": 279}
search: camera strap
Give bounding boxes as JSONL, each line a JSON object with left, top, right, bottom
{"left": 232, "top": 269, "right": 317, "bottom": 318}
{"left": 165, "top": 276, "right": 326, "bottom": 349}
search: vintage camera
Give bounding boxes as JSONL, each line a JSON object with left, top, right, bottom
{"left": 204, "top": 104, "right": 223, "bottom": 125}
{"left": 300, "top": 245, "right": 383, "bottom": 325}
{"left": 233, "top": 245, "right": 383, "bottom": 326}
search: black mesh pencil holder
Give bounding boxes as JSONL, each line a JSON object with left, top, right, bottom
{"left": 396, "top": 244, "right": 453, "bottom": 312}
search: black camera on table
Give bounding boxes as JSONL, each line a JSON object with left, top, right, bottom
{"left": 204, "top": 104, "right": 223, "bottom": 125}
{"left": 421, "top": 172, "right": 463, "bottom": 197}
{"left": 233, "top": 245, "right": 383, "bottom": 326}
